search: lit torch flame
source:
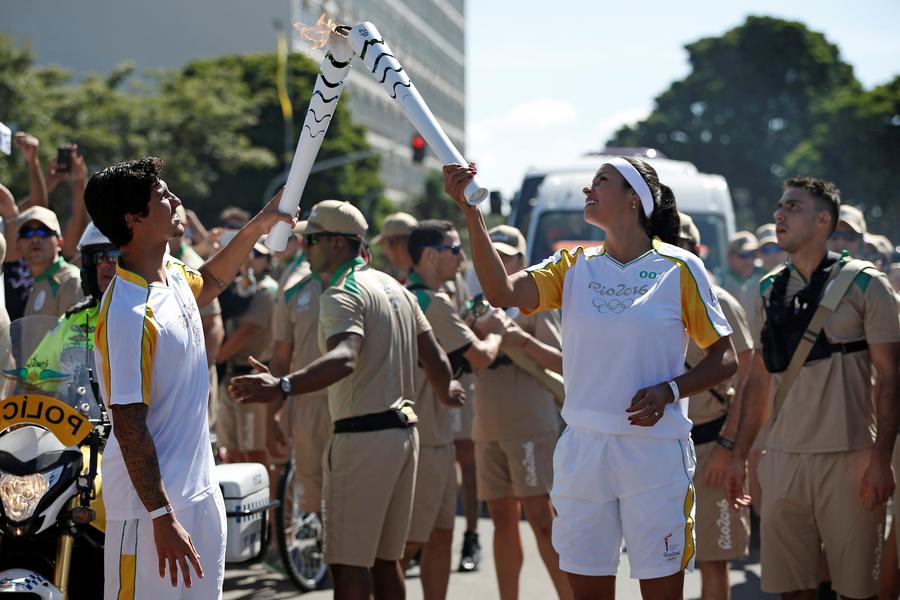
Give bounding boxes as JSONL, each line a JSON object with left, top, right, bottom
{"left": 293, "top": 14, "right": 339, "bottom": 49}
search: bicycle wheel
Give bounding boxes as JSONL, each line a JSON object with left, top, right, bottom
{"left": 276, "top": 460, "right": 328, "bottom": 592}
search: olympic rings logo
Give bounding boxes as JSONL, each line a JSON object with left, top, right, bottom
{"left": 592, "top": 297, "right": 635, "bottom": 313}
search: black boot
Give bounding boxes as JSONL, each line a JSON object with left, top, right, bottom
{"left": 458, "top": 530, "right": 481, "bottom": 573}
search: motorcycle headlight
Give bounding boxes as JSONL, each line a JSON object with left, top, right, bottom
{"left": 0, "top": 472, "right": 51, "bottom": 521}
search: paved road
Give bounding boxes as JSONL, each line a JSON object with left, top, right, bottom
{"left": 224, "top": 517, "right": 777, "bottom": 599}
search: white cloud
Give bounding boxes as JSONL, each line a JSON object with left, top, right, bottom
{"left": 594, "top": 105, "right": 652, "bottom": 142}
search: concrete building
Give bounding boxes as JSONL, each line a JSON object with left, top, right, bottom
{"left": 1, "top": 0, "right": 466, "bottom": 200}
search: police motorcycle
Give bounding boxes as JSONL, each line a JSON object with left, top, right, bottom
{"left": 0, "top": 315, "right": 107, "bottom": 599}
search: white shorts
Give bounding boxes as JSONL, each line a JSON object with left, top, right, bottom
{"left": 551, "top": 428, "right": 696, "bottom": 579}
{"left": 104, "top": 491, "right": 227, "bottom": 599}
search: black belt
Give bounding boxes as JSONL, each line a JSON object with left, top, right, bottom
{"left": 333, "top": 408, "right": 416, "bottom": 434}
{"left": 691, "top": 413, "right": 727, "bottom": 445}
{"left": 230, "top": 364, "right": 257, "bottom": 377}
{"left": 823, "top": 340, "right": 868, "bottom": 356}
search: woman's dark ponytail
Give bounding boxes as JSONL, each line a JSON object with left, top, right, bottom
{"left": 623, "top": 157, "right": 681, "bottom": 245}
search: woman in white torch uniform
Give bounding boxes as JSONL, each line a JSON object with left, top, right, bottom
{"left": 443, "top": 158, "right": 737, "bottom": 600}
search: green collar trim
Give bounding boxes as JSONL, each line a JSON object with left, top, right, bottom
{"left": 34, "top": 256, "right": 65, "bottom": 284}
{"left": 329, "top": 256, "right": 366, "bottom": 288}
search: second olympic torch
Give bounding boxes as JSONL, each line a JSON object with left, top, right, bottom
{"left": 348, "top": 22, "right": 489, "bottom": 205}
{"left": 266, "top": 28, "right": 354, "bottom": 252}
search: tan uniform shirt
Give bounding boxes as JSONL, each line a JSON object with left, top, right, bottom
{"left": 319, "top": 257, "right": 431, "bottom": 422}
{"left": 24, "top": 256, "right": 84, "bottom": 318}
{"left": 686, "top": 285, "right": 754, "bottom": 425}
{"left": 273, "top": 263, "right": 328, "bottom": 402}
{"left": 230, "top": 274, "right": 277, "bottom": 368}
{"left": 754, "top": 258, "right": 900, "bottom": 453}
{"left": 473, "top": 309, "right": 561, "bottom": 442}
{"left": 409, "top": 275, "right": 478, "bottom": 446}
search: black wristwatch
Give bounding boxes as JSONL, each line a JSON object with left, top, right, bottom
{"left": 716, "top": 435, "right": 736, "bottom": 451}
{"left": 279, "top": 376, "right": 292, "bottom": 399}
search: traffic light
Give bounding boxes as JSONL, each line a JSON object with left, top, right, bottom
{"left": 411, "top": 134, "right": 426, "bottom": 163}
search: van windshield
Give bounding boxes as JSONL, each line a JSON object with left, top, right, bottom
{"left": 529, "top": 210, "right": 728, "bottom": 280}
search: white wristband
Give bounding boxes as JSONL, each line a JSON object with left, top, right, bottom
{"left": 149, "top": 504, "right": 174, "bottom": 520}
{"left": 667, "top": 379, "right": 680, "bottom": 403}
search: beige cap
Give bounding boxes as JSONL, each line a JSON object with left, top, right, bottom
{"left": 839, "top": 204, "right": 867, "bottom": 234}
{"left": 488, "top": 224, "right": 527, "bottom": 256}
{"left": 863, "top": 233, "right": 893, "bottom": 258}
{"left": 755, "top": 223, "right": 778, "bottom": 246}
{"left": 677, "top": 212, "right": 701, "bottom": 245}
{"left": 728, "top": 231, "right": 759, "bottom": 254}
{"left": 17, "top": 206, "right": 61, "bottom": 236}
{"left": 372, "top": 212, "right": 418, "bottom": 245}
{"left": 295, "top": 200, "right": 368, "bottom": 239}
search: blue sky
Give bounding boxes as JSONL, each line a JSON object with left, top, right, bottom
{"left": 466, "top": 1, "right": 900, "bottom": 196}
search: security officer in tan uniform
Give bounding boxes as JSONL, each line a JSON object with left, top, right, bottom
{"left": 268, "top": 241, "right": 331, "bottom": 516}
{"left": 721, "top": 231, "right": 764, "bottom": 323}
{"left": 229, "top": 200, "right": 460, "bottom": 600}
{"left": 724, "top": 177, "right": 900, "bottom": 599}
{"left": 374, "top": 212, "right": 418, "bottom": 284}
{"left": 401, "top": 220, "right": 504, "bottom": 599}
{"left": 475, "top": 224, "right": 571, "bottom": 600}
{"left": 16, "top": 206, "right": 83, "bottom": 317}
{"left": 677, "top": 214, "right": 753, "bottom": 600}
{"left": 216, "top": 243, "right": 278, "bottom": 465}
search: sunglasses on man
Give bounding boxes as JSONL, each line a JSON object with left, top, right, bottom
{"left": 428, "top": 244, "right": 463, "bottom": 255}
{"left": 18, "top": 225, "right": 57, "bottom": 240}
{"left": 88, "top": 248, "right": 122, "bottom": 265}
{"left": 305, "top": 232, "right": 359, "bottom": 246}
{"left": 759, "top": 244, "right": 781, "bottom": 255}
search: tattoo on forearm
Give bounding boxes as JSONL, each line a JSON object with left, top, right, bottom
{"left": 200, "top": 266, "right": 227, "bottom": 291}
{"left": 111, "top": 404, "right": 170, "bottom": 511}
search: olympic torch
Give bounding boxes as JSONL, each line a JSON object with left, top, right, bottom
{"left": 347, "top": 22, "right": 489, "bottom": 205}
{"left": 265, "top": 26, "right": 354, "bottom": 252}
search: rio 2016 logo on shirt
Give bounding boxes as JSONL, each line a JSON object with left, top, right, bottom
{"left": 639, "top": 271, "right": 661, "bottom": 279}
{"left": 588, "top": 281, "right": 650, "bottom": 313}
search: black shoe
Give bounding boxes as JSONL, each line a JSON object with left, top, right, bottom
{"left": 458, "top": 530, "right": 481, "bottom": 573}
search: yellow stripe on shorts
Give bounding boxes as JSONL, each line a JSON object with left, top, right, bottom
{"left": 117, "top": 554, "right": 136, "bottom": 600}
{"left": 681, "top": 483, "right": 696, "bottom": 570}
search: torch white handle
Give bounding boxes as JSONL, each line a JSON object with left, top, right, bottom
{"left": 349, "top": 22, "right": 489, "bottom": 206}
{"left": 266, "top": 33, "right": 354, "bottom": 251}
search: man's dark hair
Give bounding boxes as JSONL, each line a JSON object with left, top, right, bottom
{"left": 784, "top": 176, "right": 841, "bottom": 235}
{"left": 408, "top": 220, "right": 454, "bottom": 265}
{"left": 84, "top": 157, "right": 163, "bottom": 247}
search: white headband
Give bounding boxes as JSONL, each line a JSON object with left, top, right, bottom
{"left": 606, "top": 157, "right": 654, "bottom": 218}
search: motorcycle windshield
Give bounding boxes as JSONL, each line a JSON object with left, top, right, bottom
{"left": 0, "top": 315, "right": 102, "bottom": 423}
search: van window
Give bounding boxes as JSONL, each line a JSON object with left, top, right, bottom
{"left": 530, "top": 210, "right": 605, "bottom": 265}
{"left": 512, "top": 174, "right": 546, "bottom": 237}
{"left": 689, "top": 212, "right": 728, "bottom": 279}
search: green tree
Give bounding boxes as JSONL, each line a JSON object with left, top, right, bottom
{"left": 0, "top": 35, "right": 387, "bottom": 228}
{"left": 608, "top": 16, "right": 860, "bottom": 228}
{"left": 784, "top": 77, "right": 900, "bottom": 236}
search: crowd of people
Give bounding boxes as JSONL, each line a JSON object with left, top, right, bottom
{"left": 0, "top": 130, "right": 898, "bottom": 600}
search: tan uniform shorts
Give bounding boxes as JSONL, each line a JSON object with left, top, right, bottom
{"left": 216, "top": 377, "right": 268, "bottom": 453}
{"left": 475, "top": 431, "right": 556, "bottom": 501}
{"left": 693, "top": 441, "right": 749, "bottom": 562}
{"left": 408, "top": 443, "right": 457, "bottom": 543}
{"left": 758, "top": 448, "right": 885, "bottom": 598}
{"left": 282, "top": 396, "right": 331, "bottom": 514}
{"left": 322, "top": 427, "right": 418, "bottom": 567}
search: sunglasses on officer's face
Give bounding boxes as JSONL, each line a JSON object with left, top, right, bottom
{"left": 89, "top": 248, "right": 122, "bottom": 265}
{"left": 829, "top": 230, "right": 862, "bottom": 242}
{"left": 734, "top": 251, "right": 756, "bottom": 260}
{"left": 18, "top": 226, "right": 57, "bottom": 240}
{"left": 428, "top": 244, "right": 463, "bottom": 255}
{"left": 305, "top": 233, "right": 357, "bottom": 246}
{"left": 759, "top": 244, "right": 781, "bottom": 255}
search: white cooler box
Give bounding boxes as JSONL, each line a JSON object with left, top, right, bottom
{"left": 216, "top": 463, "right": 273, "bottom": 563}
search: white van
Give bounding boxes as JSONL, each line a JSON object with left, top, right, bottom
{"left": 509, "top": 149, "right": 737, "bottom": 278}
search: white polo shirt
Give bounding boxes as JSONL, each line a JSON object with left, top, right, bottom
{"left": 525, "top": 239, "right": 731, "bottom": 439}
{"left": 94, "top": 254, "right": 215, "bottom": 521}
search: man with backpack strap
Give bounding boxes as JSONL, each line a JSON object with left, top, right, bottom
{"left": 724, "top": 177, "right": 899, "bottom": 599}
